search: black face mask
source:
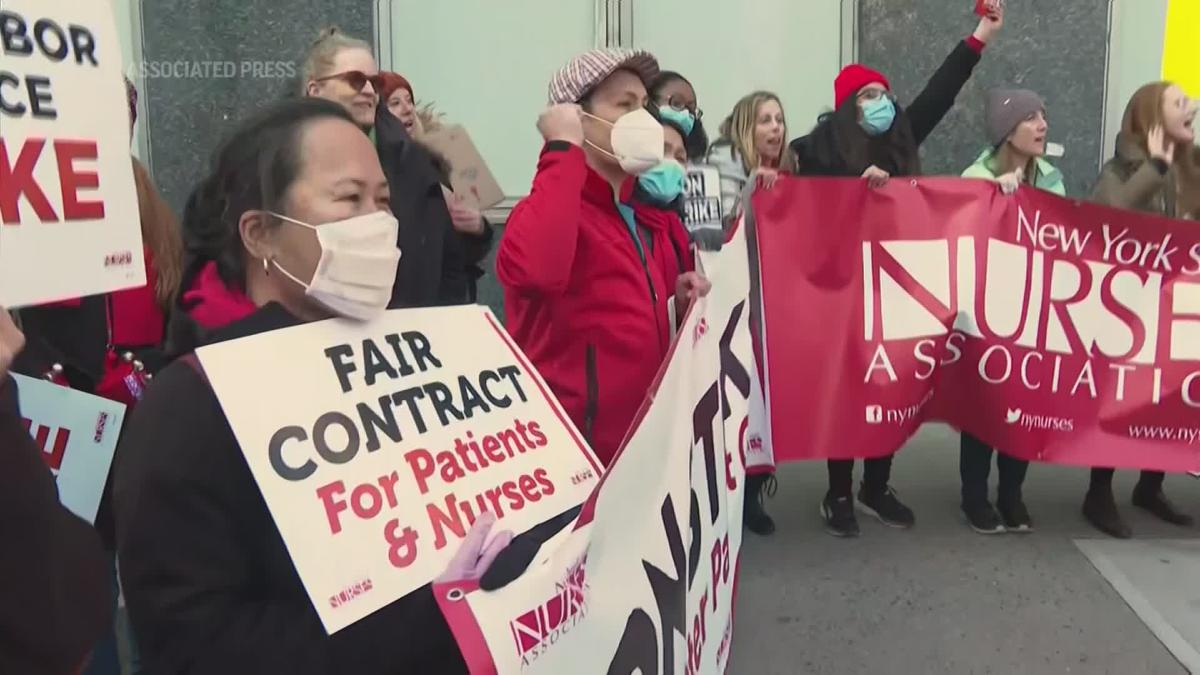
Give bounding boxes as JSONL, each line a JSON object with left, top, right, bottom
{"left": 685, "top": 118, "right": 710, "bottom": 162}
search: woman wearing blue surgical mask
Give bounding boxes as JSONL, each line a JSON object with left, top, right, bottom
{"left": 634, "top": 109, "right": 690, "bottom": 214}
{"left": 650, "top": 71, "right": 709, "bottom": 162}
{"left": 631, "top": 109, "right": 693, "bottom": 283}
{"left": 790, "top": 7, "right": 1005, "bottom": 539}
{"left": 113, "top": 98, "right": 519, "bottom": 675}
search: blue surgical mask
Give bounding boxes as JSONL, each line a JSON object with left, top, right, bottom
{"left": 860, "top": 96, "right": 896, "bottom": 136}
{"left": 638, "top": 159, "right": 687, "bottom": 205}
{"left": 658, "top": 106, "right": 696, "bottom": 137}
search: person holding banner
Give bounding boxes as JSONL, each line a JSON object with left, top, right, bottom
{"left": 300, "top": 27, "right": 482, "bottom": 309}
{"left": 702, "top": 92, "right": 799, "bottom": 536}
{"left": 962, "top": 88, "right": 1065, "bottom": 197}
{"left": 650, "top": 71, "right": 709, "bottom": 162}
{"left": 706, "top": 92, "right": 797, "bottom": 231}
{"left": 0, "top": 310, "right": 112, "bottom": 675}
{"left": 114, "top": 98, "right": 515, "bottom": 674}
{"left": 956, "top": 88, "right": 1064, "bottom": 534}
{"left": 787, "top": 6, "right": 1004, "bottom": 538}
{"left": 496, "top": 48, "right": 710, "bottom": 468}
{"left": 1083, "top": 81, "right": 1198, "bottom": 538}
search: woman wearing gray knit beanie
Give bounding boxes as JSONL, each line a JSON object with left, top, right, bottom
{"left": 957, "top": 88, "right": 1065, "bottom": 536}
{"left": 961, "top": 88, "right": 1065, "bottom": 198}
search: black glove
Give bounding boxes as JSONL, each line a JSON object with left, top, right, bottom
{"left": 479, "top": 505, "right": 582, "bottom": 591}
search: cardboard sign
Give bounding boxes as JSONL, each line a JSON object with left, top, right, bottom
{"left": 683, "top": 167, "right": 725, "bottom": 249}
{"left": 754, "top": 178, "right": 1200, "bottom": 472}
{"left": 421, "top": 125, "right": 505, "bottom": 210}
{"left": 196, "top": 306, "right": 602, "bottom": 634}
{"left": 437, "top": 221, "right": 755, "bottom": 674}
{"left": 0, "top": 1, "right": 146, "bottom": 307}
{"left": 13, "top": 373, "right": 126, "bottom": 523}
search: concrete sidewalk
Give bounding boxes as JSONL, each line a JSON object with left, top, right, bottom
{"left": 731, "top": 424, "right": 1200, "bottom": 675}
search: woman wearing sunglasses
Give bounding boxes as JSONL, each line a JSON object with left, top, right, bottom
{"left": 302, "top": 28, "right": 382, "bottom": 129}
{"left": 299, "top": 27, "right": 484, "bottom": 310}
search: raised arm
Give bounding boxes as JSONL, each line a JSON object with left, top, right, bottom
{"left": 906, "top": 9, "right": 1003, "bottom": 145}
{"left": 495, "top": 105, "right": 589, "bottom": 295}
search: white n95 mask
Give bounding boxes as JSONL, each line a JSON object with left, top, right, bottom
{"left": 584, "top": 107, "right": 664, "bottom": 175}
{"left": 269, "top": 210, "right": 401, "bottom": 321}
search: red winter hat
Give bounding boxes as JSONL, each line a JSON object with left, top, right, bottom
{"left": 835, "top": 64, "right": 890, "bottom": 109}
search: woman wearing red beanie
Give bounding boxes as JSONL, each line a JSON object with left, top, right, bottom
{"left": 788, "top": 6, "right": 1004, "bottom": 538}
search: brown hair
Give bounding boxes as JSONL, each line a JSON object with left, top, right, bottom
{"left": 1121, "top": 81, "right": 1200, "bottom": 218}
{"left": 718, "top": 91, "right": 797, "bottom": 174}
{"left": 301, "top": 26, "right": 373, "bottom": 91}
{"left": 132, "top": 158, "right": 183, "bottom": 308}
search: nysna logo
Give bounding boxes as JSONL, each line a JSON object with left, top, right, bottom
{"left": 1005, "top": 408, "right": 1023, "bottom": 425}
{"left": 509, "top": 554, "right": 589, "bottom": 666}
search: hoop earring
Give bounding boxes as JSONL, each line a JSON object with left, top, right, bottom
{"left": 263, "top": 257, "right": 270, "bottom": 276}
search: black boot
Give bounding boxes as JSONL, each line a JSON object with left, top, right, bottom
{"left": 1132, "top": 486, "right": 1194, "bottom": 526}
{"left": 1083, "top": 486, "right": 1131, "bottom": 539}
{"left": 744, "top": 473, "right": 776, "bottom": 536}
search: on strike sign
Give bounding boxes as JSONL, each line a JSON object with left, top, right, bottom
{"left": 0, "top": 1, "right": 145, "bottom": 307}
{"left": 196, "top": 306, "right": 602, "bottom": 634}
{"left": 12, "top": 373, "right": 125, "bottom": 523}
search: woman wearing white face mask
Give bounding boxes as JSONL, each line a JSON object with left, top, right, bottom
{"left": 114, "top": 98, "right": 517, "bottom": 675}
{"left": 496, "top": 48, "right": 709, "bottom": 468}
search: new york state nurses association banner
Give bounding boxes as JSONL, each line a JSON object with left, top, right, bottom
{"left": 756, "top": 178, "right": 1200, "bottom": 472}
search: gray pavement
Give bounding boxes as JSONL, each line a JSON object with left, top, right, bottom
{"left": 731, "top": 424, "right": 1200, "bottom": 675}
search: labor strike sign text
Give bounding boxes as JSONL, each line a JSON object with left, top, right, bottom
{"left": 754, "top": 178, "right": 1200, "bottom": 472}
{"left": 196, "top": 307, "right": 602, "bottom": 634}
{"left": 0, "top": 1, "right": 145, "bottom": 307}
{"left": 12, "top": 373, "right": 125, "bottom": 523}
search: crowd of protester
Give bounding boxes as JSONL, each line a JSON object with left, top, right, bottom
{"left": 2, "top": 2, "right": 1198, "bottom": 671}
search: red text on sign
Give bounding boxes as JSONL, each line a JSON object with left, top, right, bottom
{"left": 0, "top": 137, "right": 105, "bottom": 224}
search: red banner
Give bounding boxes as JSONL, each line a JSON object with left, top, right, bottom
{"left": 755, "top": 177, "right": 1200, "bottom": 472}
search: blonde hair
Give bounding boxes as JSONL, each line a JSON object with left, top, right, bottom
{"left": 301, "top": 26, "right": 372, "bottom": 89}
{"left": 718, "top": 91, "right": 797, "bottom": 174}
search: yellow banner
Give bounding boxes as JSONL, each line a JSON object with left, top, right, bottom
{"left": 1162, "top": 0, "right": 1199, "bottom": 95}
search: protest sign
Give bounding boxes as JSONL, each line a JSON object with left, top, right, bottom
{"left": 754, "top": 177, "right": 1200, "bottom": 472}
{"left": 682, "top": 166, "right": 724, "bottom": 249}
{"left": 421, "top": 124, "right": 505, "bottom": 210}
{"left": 196, "top": 306, "right": 602, "bottom": 634}
{"left": 0, "top": 1, "right": 146, "bottom": 308}
{"left": 12, "top": 373, "right": 125, "bottom": 523}
{"left": 435, "top": 221, "right": 755, "bottom": 674}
